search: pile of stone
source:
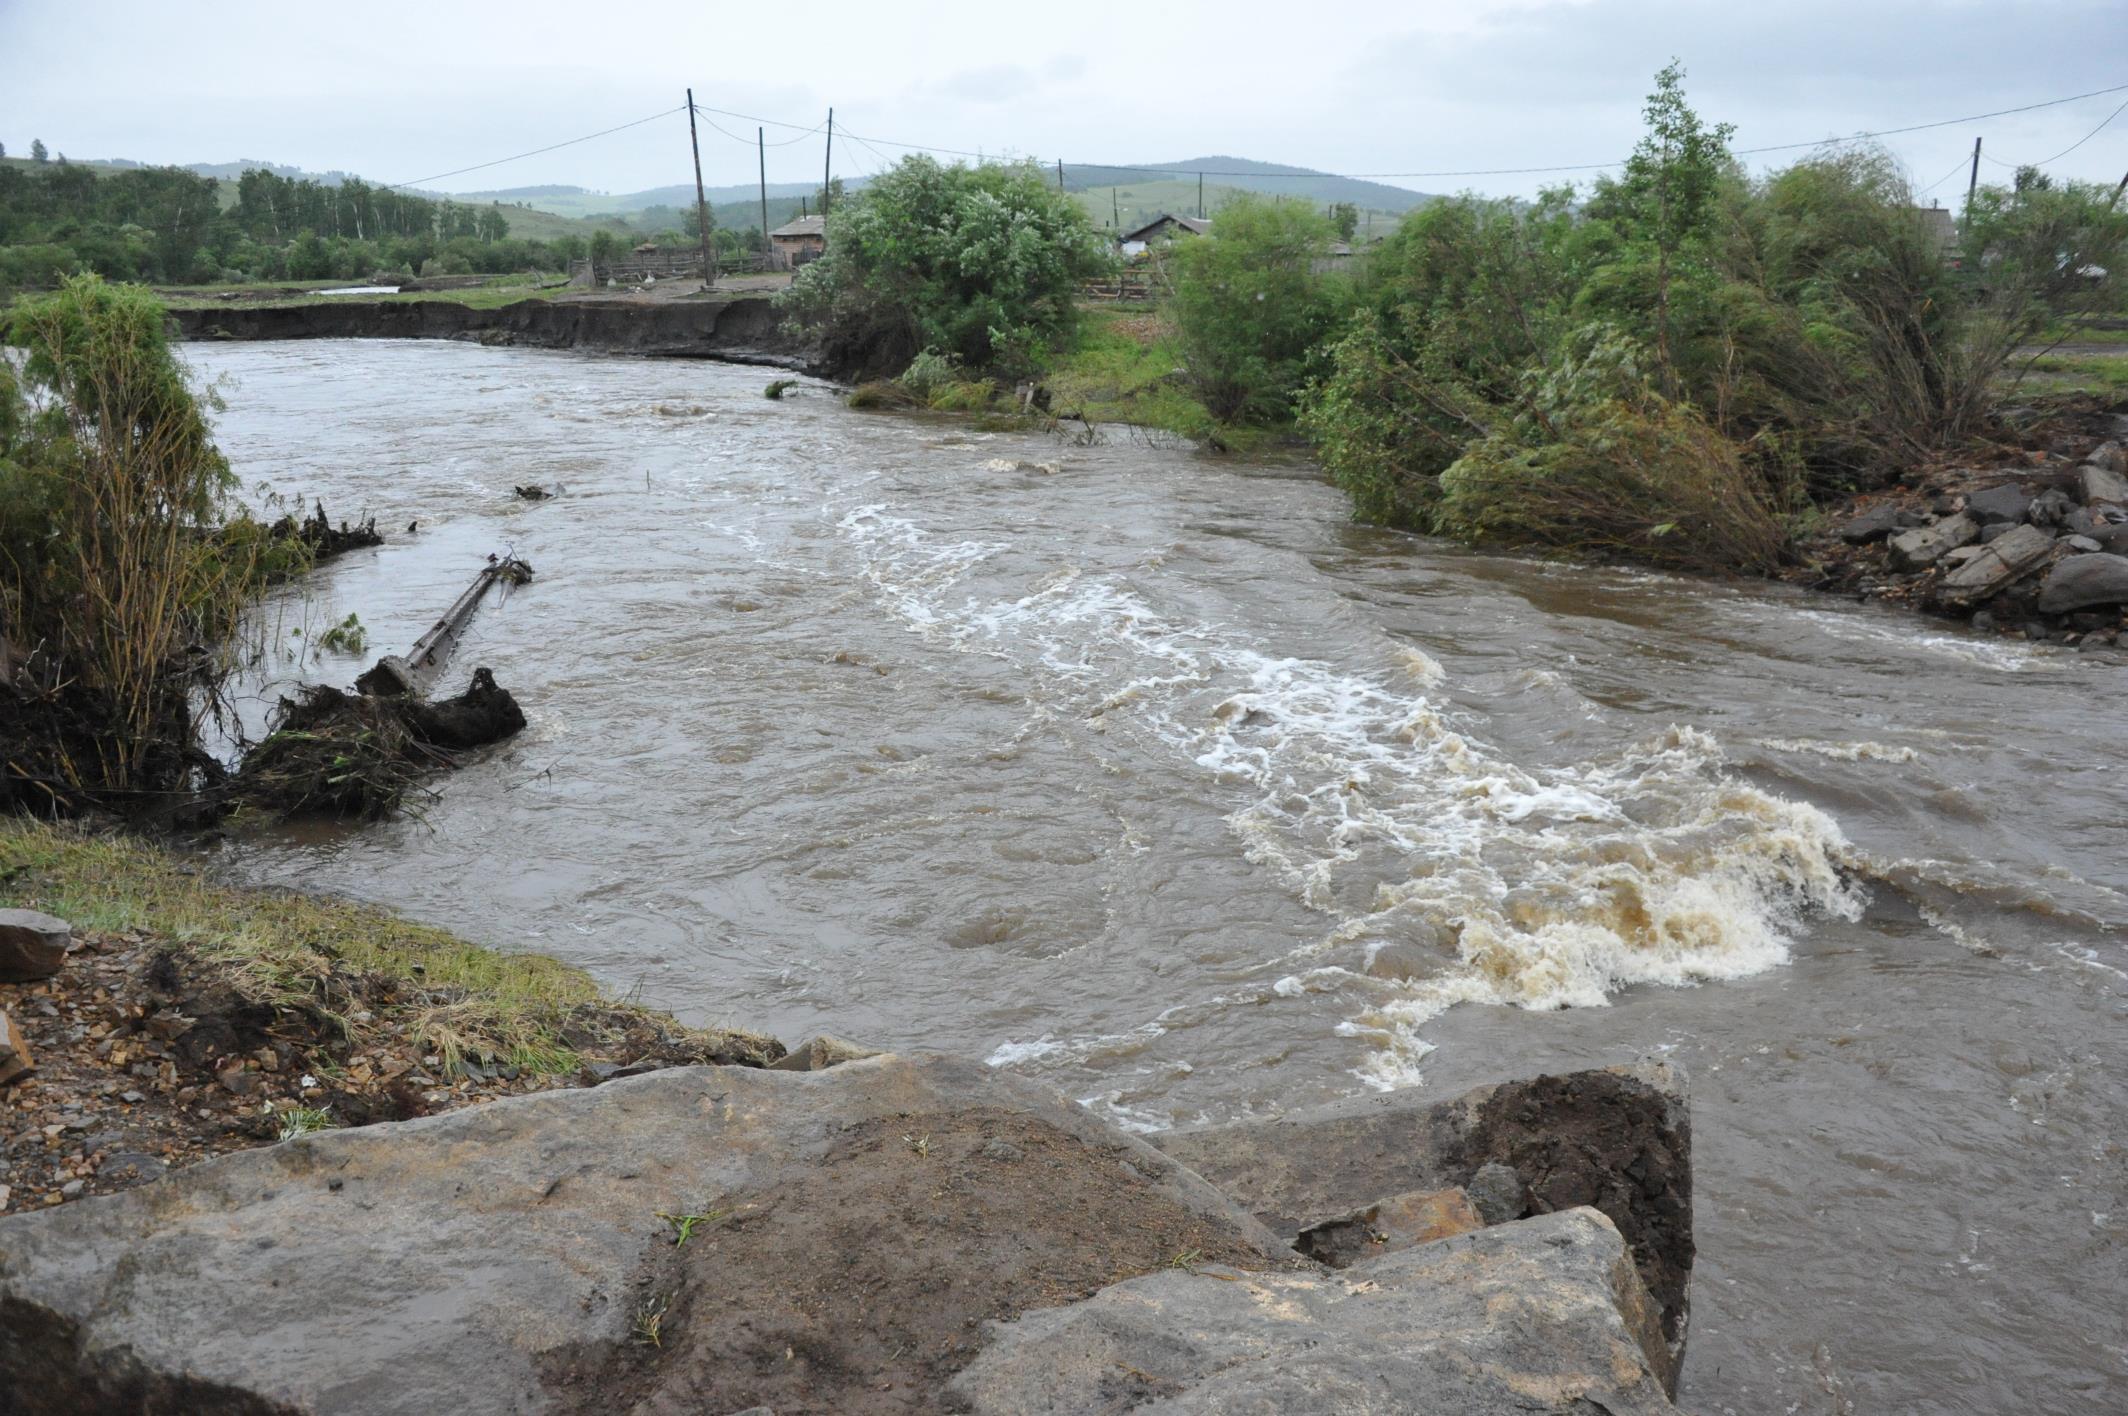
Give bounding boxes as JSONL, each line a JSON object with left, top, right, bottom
{"left": 1839, "top": 439, "right": 2128, "bottom": 646}
{"left": 0, "top": 1050, "right": 1695, "bottom": 1415}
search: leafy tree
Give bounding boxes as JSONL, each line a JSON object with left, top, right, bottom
{"left": 30, "top": 139, "right": 48, "bottom": 163}
{"left": 1328, "top": 202, "right": 1359, "bottom": 241}
{"left": 1165, "top": 194, "right": 1351, "bottom": 422}
{"left": 1, "top": 276, "right": 271, "bottom": 805}
{"left": 780, "top": 155, "right": 1113, "bottom": 377}
{"left": 1582, "top": 60, "right": 1735, "bottom": 396}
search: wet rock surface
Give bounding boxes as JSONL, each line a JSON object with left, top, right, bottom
{"left": 0, "top": 1052, "right": 1697, "bottom": 1416}
{"left": 0, "top": 1054, "right": 1292, "bottom": 1416}
{"left": 1789, "top": 419, "right": 2128, "bottom": 647}
{"left": 1152, "top": 1062, "right": 1694, "bottom": 1365}
{"left": 951, "top": 1209, "right": 1680, "bottom": 1415}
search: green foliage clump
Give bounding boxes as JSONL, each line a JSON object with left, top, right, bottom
{"left": 0, "top": 276, "right": 272, "bottom": 809}
{"left": 1301, "top": 61, "right": 2128, "bottom": 565}
{"left": 1165, "top": 194, "right": 1352, "bottom": 423}
{"left": 779, "top": 155, "right": 1115, "bottom": 379}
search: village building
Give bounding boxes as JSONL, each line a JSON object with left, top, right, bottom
{"left": 769, "top": 214, "right": 827, "bottom": 269}
{"left": 1118, "top": 213, "right": 1210, "bottom": 257}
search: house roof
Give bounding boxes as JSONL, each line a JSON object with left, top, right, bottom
{"left": 1118, "top": 213, "right": 1210, "bottom": 243}
{"left": 770, "top": 215, "right": 827, "bottom": 238}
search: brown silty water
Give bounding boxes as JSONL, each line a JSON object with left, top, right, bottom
{"left": 196, "top": 340, "right": 2126, "bottom": 1415}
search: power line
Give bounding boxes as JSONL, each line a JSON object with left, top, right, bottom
{"left": 381, "top": 78, "right": 2128, "bottom": 200}
{"left": 2013, "top": 94, "right": 2128, "bottom": 168}
{"left": 385, "top": 107, "right": 685, "bottom": 191}
{"left": 1916, "top": 154, "right": 1975, "bottom": 198}
{"left": 692, "top": 105, "right": 823, "bottom": 149}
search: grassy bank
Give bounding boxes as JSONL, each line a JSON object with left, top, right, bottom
{"left": 150, "top": 275, "right": 572, "bottom": 313}
{"left": 0, "top": 819, "right": 777, "bottom": 1075}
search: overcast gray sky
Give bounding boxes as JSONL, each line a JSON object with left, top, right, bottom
{"left": 3, "top": 0, "right": 2124, "bottom": 200}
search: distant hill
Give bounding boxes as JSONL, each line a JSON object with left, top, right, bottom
{"left": 15, "top": 149, "right": 1429, "bottom": 242}
{"left": 1067, "top": 156, "right": 1434, "bottom": 215}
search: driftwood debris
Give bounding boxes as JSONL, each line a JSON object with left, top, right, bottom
{"left": 271, "top": 501, "right": 383, "bottom": 560}
{"left": 234, "top": 555, "right": 534, "bottom": 818}
{"left": 357, "top": 556, "right": 533, "bottom": 698}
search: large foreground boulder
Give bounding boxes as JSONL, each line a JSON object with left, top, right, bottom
{"left": 952, "top": 1208, "right": 1680, "bottom": 1414}
{"left": 1151, "top": 1062, "right": 1693, "bottom": 1371}
{"left": 0, "top": 1054, "right": 1290, "bottom": 1416}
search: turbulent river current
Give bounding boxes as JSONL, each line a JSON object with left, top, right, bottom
{"left": 195, "top": 340, "right": 2124, "bottom": 1414}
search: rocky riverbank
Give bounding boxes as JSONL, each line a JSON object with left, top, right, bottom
{"left": 168, "top": 292, "right": 816, "bottom": 368}
{"left": 1787, "top": 413, "right": 2128, "bottom": 646}
{"left": 0, "top": 823, "right": 1699, "bottom": 1415}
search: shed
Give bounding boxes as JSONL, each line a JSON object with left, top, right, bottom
{"left": 769, "top": 214, "right": 827, "bottom": 268}
{"left": 1118, "top": 213, "right": 1210, "bottom": 256}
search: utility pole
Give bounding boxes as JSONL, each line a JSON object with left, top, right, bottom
{"left": 685, "top": 89, "right": 718, "bottom": 286}
{"left": 1197, "top": 171, "right": 1204, "bottom": 220}
{"left": 1112, "top": 186, "right": 1119, "bottom": 230}
{"left": 822, "top": 108, "right": 834, "bottom": 215}
{"left": 1057, "top": 158, "right": 1065, "bottom": 190}
{"left": 1966, "top": 136, "right": 1983, "bottom": 212}
{"left": 759, "top": 127, "right": 772, "bottom": 271}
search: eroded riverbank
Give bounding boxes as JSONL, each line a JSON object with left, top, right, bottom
{"left": 174, "top": 339, "right": 2126, "bottom": 1414}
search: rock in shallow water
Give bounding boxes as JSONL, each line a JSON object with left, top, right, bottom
{"left": 950, "top": 1208, "right": 1681, "bottom": 1414}
{"left": 1151, "top": 1061, "right": 1694, "bottom": 1370}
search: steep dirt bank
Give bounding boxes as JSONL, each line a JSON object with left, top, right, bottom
{"left": 169, "top": 293, "right": 816, "bottom": 368}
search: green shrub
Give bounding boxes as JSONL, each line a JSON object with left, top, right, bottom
{"left": 899, "top": 348, "right": 961, "bottom": 400}
{"left": 779, "top": 155, "right": 1115, "bottom": 379}
{"left": 1434, "top": 332, "right": 1787, "bottom": 573}
{"left": 927, "top": 379, "right": 999, "bottom": 412}
{"left": 1165, "top": 195, "right": 1351, "bottom": 423}
{"left": 1, "top": 276, "right": 271, "bottom": 807}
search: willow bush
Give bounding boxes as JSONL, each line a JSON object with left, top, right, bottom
{"left": 1301, "top": 64, "right": 2128, "bottom": 566}
{"left": 1, "top": 275, "right": 276, "bottom": 810}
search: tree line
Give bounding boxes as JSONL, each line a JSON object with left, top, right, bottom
{"left": 0, "top": 160, "right": 565, "bottom": 290}
{"left": 785, "top": 65, "right": 2128, "bottom": 572}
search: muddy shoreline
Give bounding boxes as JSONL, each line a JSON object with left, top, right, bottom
{"left": 169, "top": 293, "right": 817, "bottom": 370}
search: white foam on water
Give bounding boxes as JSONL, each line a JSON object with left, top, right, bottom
{"left": 1758, "top": 737, "right": 1921, "bottom": 764}
{"left": 841, "top": 506, "right": 1865, "bottom": 1090}
{"left": 1794, "top": 610, "right": 2068, "bottom": 674}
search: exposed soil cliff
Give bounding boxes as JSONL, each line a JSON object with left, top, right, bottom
{"left": 170, "top": 295, "right": 815, "bottom": 369}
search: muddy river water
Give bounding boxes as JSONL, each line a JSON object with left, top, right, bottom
{"left": 194, "top": 340, "right": 2124, "bottom": 1414}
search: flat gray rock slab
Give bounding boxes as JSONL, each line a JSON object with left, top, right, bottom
{"left": 950, "top": 1208, "right": 1680, "bottom": 1415}
{"left": 1937, "top": 522, "right": 2054, "bottom": 602}
{"left": 1888, "top": 513, "right": 1977, "bottom": 570}
{"left": 0, "top": 908, "right": 71, "bottom": 982}
{"left": 1150, "top": 1063, "right": 1692, "bottom": 1372}
{"left": 2084, "top": 463, "right": 2128, "bottom": 507}
{"left": 0, "top": 1053, "right": 1285, "bottom": 1416}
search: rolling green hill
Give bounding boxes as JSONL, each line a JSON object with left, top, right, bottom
{"left": 1066, "top": 156, "right": 1434, "bottom": 213}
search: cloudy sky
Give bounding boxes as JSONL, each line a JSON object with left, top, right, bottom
{"left": 3, "top": 0, "right": 2124, "bottom": 201}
